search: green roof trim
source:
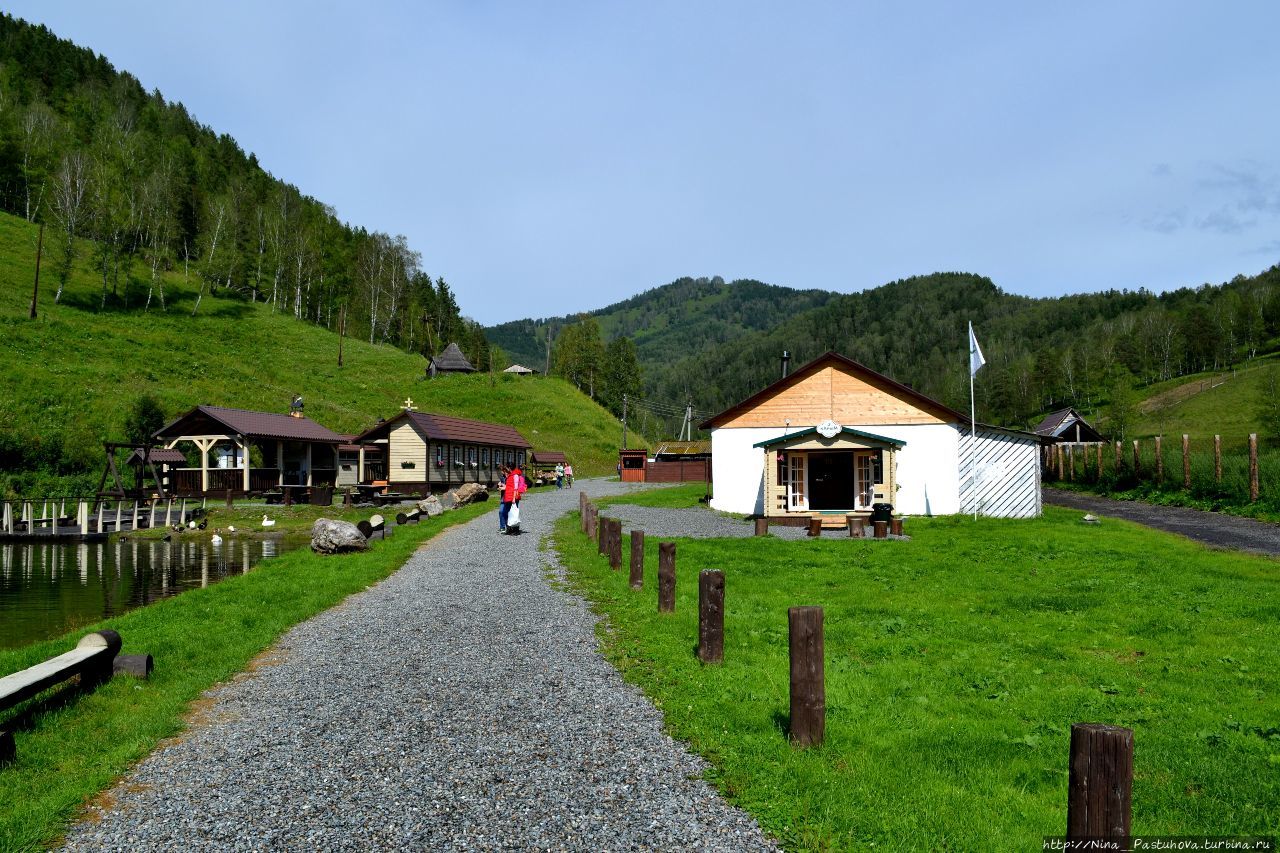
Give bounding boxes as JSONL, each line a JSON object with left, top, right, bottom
{"left": 753, "top": 426, "right": 906, "bottom": 449}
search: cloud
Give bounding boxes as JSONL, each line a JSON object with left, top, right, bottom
{"left": 1246, "top": 239, "right": 1280, "bottom": 256}
{"left": 1199, "top": 161, "right": 1280, "bottom": 216}
{"left": 1141, "top": 209, "right": 1184, "bottom": 234}
{"left": 1197, "top": 208, "right": 1256, "bottom": 235}
{"left": 1150, "top": 162, "right": 1172, "bottom": 177}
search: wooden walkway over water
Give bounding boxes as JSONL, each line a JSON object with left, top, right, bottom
{"left": 0, "top": 497, "right": 199, "bottom": 542}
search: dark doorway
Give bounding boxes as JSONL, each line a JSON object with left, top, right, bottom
{"left": 808, "top": 452, "right": 855, "bottom": 510}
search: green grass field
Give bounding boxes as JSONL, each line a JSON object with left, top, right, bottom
{"left": 557, "top": 492, "right": 1280, "bottom": 850}
{"left": 1132, "top": 359, "right": 1280, "bottom": 443}
{"left": 0, "top": 211, "right": 632, "bottom": 497}
{"left": 0, "top": 500, "right": 492, "bottom": 851}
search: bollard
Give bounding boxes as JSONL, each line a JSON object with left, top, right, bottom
{"left": 1067, "top": 723, "right": 1133, "bottom": 843}
{"left": 629, "top": 529, "right": 645, "bottom": 589}
{"left": 1249, "top": 433, "right": 1259, "bottom": 502}
{"left": 847, "top": 516, "right": 863, "bottom": 538}
{"left": 658, "top": 542, "right": 676, "bottom": 613}
{"left": 873, "top": 520, "right": 887, "bottom": 539}
{"left": 890, "top": 518, "right": 903, "bottom": 536}
{"left": 1132, "top": 439, "right": 1140, "bottom": 473}
{"left": 598, "top": 515, "right": 608, "bottom": 554}
{"left": 1154, "top": 435, "right": 1163, "bottom": 481}
{"left": 807, "top": 518, "right": 821, "bottom": 537}
{"left": 1182, "top": 434, "right": 1191, "bottom": 490}
{"left": 698, "top": 570, "right": 725, "bottom": 664}
{"left": 608, "top": 519, "right": 622, "bottom": 570}
{"left": 1214, "top": 435, "right": 1222, "bottom": 484}
{"left": 754, "top": 517, "right": 768, "bottom": 536}
{"left": 788, "top": 606, "right": 825, "bottom": 747}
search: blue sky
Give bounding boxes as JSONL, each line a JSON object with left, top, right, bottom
{"left": 7, "top": 2, "right": 1279, "bottom": 325}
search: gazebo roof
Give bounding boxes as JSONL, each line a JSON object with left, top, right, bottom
{"left": 430, "top": 343, "right": 477, "bottom": 373}
{"left": 125, "top": 448, "right": 188, "bottom": 465}
{"left": 153, "top": 405, "right": 346, "bottom": 443}
{"left": 503, "top": 363, "right": 535, "bottom": 374}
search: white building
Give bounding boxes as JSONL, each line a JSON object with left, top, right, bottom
{"left": 701, "top": 352, "right": 1043, "bottom": 523}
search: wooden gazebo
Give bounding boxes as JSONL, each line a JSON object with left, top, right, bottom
{"left": 428, "top": 343, "right": 477, "bottom": 377}
{"left": 153, "top": 405, "right": 346, "bottom": 496}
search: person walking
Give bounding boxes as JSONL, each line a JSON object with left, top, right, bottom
{"left": 565, "top": 463, "right": 573, "bottom": 487}
{"left": 555, "top": 462, "right": 565, "bottom": 489}
{"left": 497, "top": 466, "right": 511, "bottom": 533}
{"left": 502, "top": 463, "right": 529, "bottom": 534}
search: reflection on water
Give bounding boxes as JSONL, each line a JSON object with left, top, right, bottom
{"left": 0, "top": 536, "right": 304, "bottom": 649}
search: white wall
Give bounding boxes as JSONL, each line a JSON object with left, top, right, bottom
{"left": 709, "top": 423, "right": 963, "bottom": 516}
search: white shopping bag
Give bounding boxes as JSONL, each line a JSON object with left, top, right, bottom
{"left": 508, "top": 503, "right": 521, "bottom": 526}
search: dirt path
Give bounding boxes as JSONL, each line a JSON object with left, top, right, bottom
{"left": 1043, "top": 487, "right": 1280, "bottom": 558}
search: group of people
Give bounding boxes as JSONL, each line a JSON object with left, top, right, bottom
{"left": 496, "top": 461, "right": 575, "bottom": 534}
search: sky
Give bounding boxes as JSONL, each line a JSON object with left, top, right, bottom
{"left": 7, "top": 1, "right": 1279, "bottom": 325}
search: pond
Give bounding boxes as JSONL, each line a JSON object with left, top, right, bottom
{"left": 0, "top": 535, "right": 307, "bottom": 650}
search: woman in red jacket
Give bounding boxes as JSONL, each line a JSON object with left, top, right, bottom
{"left": 500, "top": 465, "right": 528, "bottom": 533}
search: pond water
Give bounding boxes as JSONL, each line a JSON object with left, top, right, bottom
{"left": 0, "top": 535, "right": 307, "bottom": 650}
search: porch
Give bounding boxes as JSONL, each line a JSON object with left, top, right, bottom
{"left": 756, "top": 426, "right": 903, "bottom": 525}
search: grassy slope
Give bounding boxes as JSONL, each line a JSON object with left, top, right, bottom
{"left": 559, "top": 493, "right": 1279, "bottom": 849}
{"left": 0, "top": 212, "right": 628, "bottom": 491}
{"left": 1130, "top": 359, "right": 1280, "bottom": 444}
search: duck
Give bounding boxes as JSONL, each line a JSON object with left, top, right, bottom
{"left": 210, "top": 530, "right": 223, "bottom": 545}
{"left": 171, "top": 523, "right": 183, "bottom": 533}
{"left": 226, "top": 525, "right": 236, "bottom": 533}
{"left": 197, "top": 518, "right": 208, "bottom": 530}
{"left": 188, "top": 520, "right": 197, "bottom": 529}
{"left": 261, "top": 515, "right": 276, "bottom": 528}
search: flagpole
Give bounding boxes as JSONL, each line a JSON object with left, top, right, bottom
{"left": 970, "top": 361, "right": 977, "bottom": 521}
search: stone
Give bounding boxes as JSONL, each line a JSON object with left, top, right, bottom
{"left": 419, "top": 495, "right": 444, "bottom": 517}
{"left": 310, "top": 518, "right": 369, "bottom": 554}
{"left": 454, "top": 483, "right": 489, "bottom": 505}
{"left": 440, "top": 491, "right": 458, "bottom": 510}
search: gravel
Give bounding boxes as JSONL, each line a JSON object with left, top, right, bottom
{"left": 598, "top": 505, "right": 809, "bottom": 540}
{"left": 62, "top": 480, "right": 777, "bottom": 852}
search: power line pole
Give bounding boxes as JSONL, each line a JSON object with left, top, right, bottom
{"left": 621, "top": 394, "right": 628, "bottom": 449}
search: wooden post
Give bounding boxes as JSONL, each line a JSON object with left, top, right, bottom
{"left": 225, "top": 488, "right": 233, "bottom": 509}
{"left": 114, "top": 500, "right": 122, "bottom": 532}
{"left": 1214, "top": 435, "right": 1222, "bottom": 484}
{"left": 164, "top": 498, "right": 173, "bottom": 529}
{"left": 1114, "top": 440, "right": 1122, "bottom": 469}
{"left": 846, "top": 515, "right": 862, "bottom": 537}
{"left": 788, "top": 606, "right": 825, "bottom": 747}
{"left": 598, "top": 514, "right": 608, "bottom": 554}
{"left": 1154, "top": 436, "right": 1163, "bottom": 482}
{"left": 1067, "top": 444, "right": 1074, "bottom": 481}
{"left": 1249, "top": 433, "right": 1259, "bottom": 502}
{"left": 608, "top": 519, "right": 622, "bottom": 570}
{"left": 873, "top": 520, "right": 888, "bottom": 539}
{"left": 1095, "top": 443, "right": 1103, "bottom": 480}
{"left": 1182, "top": 434, "right": 1190, "bottom": 490}
{"left": 2, "top": 502, "right": 10, "bottom": 535}
{"left": 1132, "top": 439, "right": 1140, "bottom": 474}
{"left": 79, "top": 501, "right": 88, "bottom": 536}
{"left": 96, "top": 500, "right": 104, "bottom": 534}
{"left": 1056, "top": 444, "right": 1065, "bottom": 479}
{"left": 698, "top": 570, "right": 725, "bottom": 664}
{"left": 807, "top": 517, "right": 821, "bottom": 537}
{"left": 131, "top": 500, "right": 139, "bottom": 531}
{"left": 890, "top": 518, "right": 903, "bottom": 536}
{"left": 754, "top": 517, "right": 768, "bottom": 536}
{"left": 149, "top": 499, "right": 157, "bottom": 530}
{"left": 657, "top": 542, "right": 676, "bottom": 613}
{"left": 629, "top": 529, "right": 644, "bottom": 589}
{"left": 1067, "top": 723, "right": 1133, "bottom": 843}
{"left": 579, "top": 492, "right": 587, "bottom": 532}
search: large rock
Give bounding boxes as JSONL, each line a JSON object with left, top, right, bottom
{"left": 310, "top": 518, "right": 369, "bottom": 555}
{"left": 440, "top": 490, "right": 458, "bottom": 510}
{"left": 418, "top": 495, "right": 444, "bottom": 517}
{"left": 455, "top": 483, "right": 489, "bottom": 505}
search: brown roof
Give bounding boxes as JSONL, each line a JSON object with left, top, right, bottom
{"left": 530, "top": 450, "right": 567, "bottom": 464}
{"left": 699, "top": 351, "right": 966, "bottom": 430}
{"left": 125, "top": 448, "right": 188, "bottom": 465}
{"left": 154, "top": 405, "right": 346, "bottom": 443}
{"left": 355, "top": 410, "right": 531, "bottom": 448}
{"left": 653, "top": 441, "right": 710, "bottom": 458}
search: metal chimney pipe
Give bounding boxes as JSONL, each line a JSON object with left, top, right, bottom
{"left": 781, "top": 351, "right": 791, "bottom": 378}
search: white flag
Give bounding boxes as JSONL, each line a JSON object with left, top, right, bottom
{"left": 969, "top": 321, "right": 986, "bottom": 376}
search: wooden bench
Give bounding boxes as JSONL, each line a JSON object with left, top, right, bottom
{"left": 357, "top": 514, "right": 388, "bottom": 540}
{"left": 1, "top": 630, "right": 122, "bottom": 763}
{"left": 395, "top": 509, "right": 421, "bottom": 526}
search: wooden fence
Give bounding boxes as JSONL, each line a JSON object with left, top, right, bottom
{"left": 1042, "top": 434, "right": 1275, "bottom": 504}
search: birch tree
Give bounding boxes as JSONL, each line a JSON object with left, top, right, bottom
{"left": 49, "top": 150, "right": 91, "bottom": 302}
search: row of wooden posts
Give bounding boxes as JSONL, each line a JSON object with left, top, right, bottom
{"left": 1046, "top": 433, "right": 1263, "bottom": 501}
{"left": 578, "top": 491, "right": 1137, "bottom": 842}
{"left": 0, "top": 496, "right": 201, "bottom": 537}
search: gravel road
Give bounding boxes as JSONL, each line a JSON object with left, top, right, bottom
{"left": 1044, "top": 487, "right": 1280, "bottom": 557}
{"left": 62, "top": 481, "right": 777, "bottom": 851}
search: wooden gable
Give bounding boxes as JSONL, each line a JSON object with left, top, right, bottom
{"left": 711, "top": 357, "right": 956, "bottom": 429}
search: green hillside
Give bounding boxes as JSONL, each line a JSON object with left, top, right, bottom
{"left": 0, "top": 212, "right": 628, "bottom": 497}
{"left": 1128, "top": 358, "right": 1280, "bottom": 445}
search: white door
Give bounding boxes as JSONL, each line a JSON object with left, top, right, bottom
{"left": 787, "top": 453, "right": 808, "bottom": 511}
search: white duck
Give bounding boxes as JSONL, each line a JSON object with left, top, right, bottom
{"left": 211, "top": 530, "right": 223, "bottom": 545}
{"left": 261, "top": 514, "right": 276, "bottom": 528}
{"left": 227, "top": 525, "right": 236, "bottom": 533}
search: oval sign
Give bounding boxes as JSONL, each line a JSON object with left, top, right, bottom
{"left": 817, "top": 419, "right": 842, "bottom": 438}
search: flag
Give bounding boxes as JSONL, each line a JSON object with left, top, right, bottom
{"left": 969, "top": 321, "right": 986, "bottom": 376}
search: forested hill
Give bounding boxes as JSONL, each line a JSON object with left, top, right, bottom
{"left": 0, "top": 13, "right": 488, "bottom": 366}
{"left": 494, "top": 266, "right": 1280, "bottom": 438}
{"left": 486, "top": 276, "right": 838, "bottom": 374}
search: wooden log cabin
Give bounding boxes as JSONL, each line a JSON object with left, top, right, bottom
{"left": 152, "top": 405, "right": 347, "bottom": 497}
{"left": 701, "top": 351, "right": 1044, "bottom": 523}
{"left": 353, "top": 409, "right": 531, "bottom": 494}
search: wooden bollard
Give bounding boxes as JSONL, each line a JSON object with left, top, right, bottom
{"left": 598, "top": 514, "right": 608, "bottom": 554}
{"left": 1067, "top": 444, "right": 1074, "bottom": 481}
{"left": 579, "top": 492, "right": 587, "bottom": 532}
{"left": 113, "top": 654, "right": 154, "bottom": 679}
{"left": 629, "top": 529, "right": 645, "bottom": 589}
{"left": 608, "top": 519, "right": 622, "bottom": 570}
{"left": 788, "top": 606, "right": 825, "bottom": 747}
{"left": 1182, "top": 434, "right": 1190, "bottom": 490}
{"left": 1132, "top": 439, "right": 1140, "bottom": 473}
{"left": 846, "top": 516, "right": 862, "bottom": 537}
{"left": 698, "top": 570, "right": 725, "bottom": 664}
{"left": 1067, "top": 723, "right": 1133, "bottom": 843}
{"left": 1056, "top": 444, "right": 1065, "bottom": 479}
{"left": 1214, "top": 435, "right": 1222, "bottom": 484}
{"left": 873, "top": 520, "right": 887, "bottom": 539}
{"left": 807, "top": 517, "right": 821, "bottom": 537}
{"left": 657, "top": 542, "right": 676, "bottom": 613}
{"left": 1249, "top": 433, "right": 1260, "bottom": 502}
{"left": 1114, "top": 440, "right": 1122, "bottom": 469}
{"left": 890, "top": 518, "right": 903, "bottom": 536}
{"left": 1095, "top": 443, "right": 1103, "bottom": 480}
{"left": 753, "top": 517, "right": 768, "bottom": 536}
{"left": 225, "top": 488, "right": 234, "bottom": 509}
{"left": 1154, "top": 436, "right": 1163, "bottom": 481}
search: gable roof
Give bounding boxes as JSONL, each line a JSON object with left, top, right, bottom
{"left": 753, "top": 426, "right": 906, "bottom": 449}
{"left": 700, "top": 351, "right": 966, "bottom": 430}
{"left": 530, "top": 450, "right": 567, "bottom": 464}
{"left": 1034, "top": 408, "right": 1075, "bottom": 436}
{"left": 355, "top": 410, "right": 530, "bottom": 448}
{"left": 125, "top": 448, "right": 188, "bottom": 465}
{"left": 503, "top": 363, "right": 535, "bottom": 374}
{"left": 429, "top": 342, "right": 477, "bottom": 373}
{"left": 154, "top": 405, "right": 345, "bottom": 443}
{"left": 1034, "top": 407, "right": 1104, "bottom": 442}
